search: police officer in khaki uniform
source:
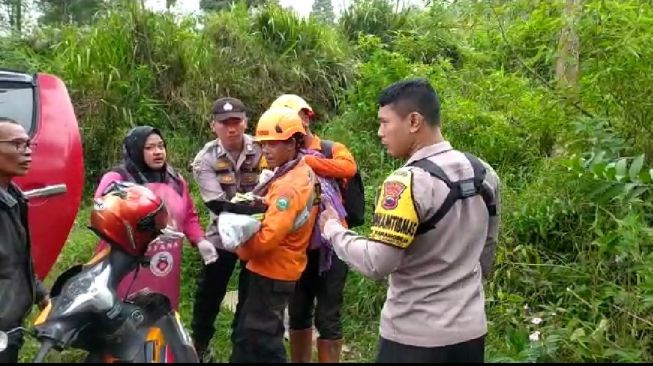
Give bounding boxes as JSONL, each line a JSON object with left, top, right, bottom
{"left": 189, "top": 97, "right": 264, "bottom": 361}
{"left": 318, "top": 79, "right": 501, "bottom": 363}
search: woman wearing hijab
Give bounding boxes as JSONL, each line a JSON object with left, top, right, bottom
{"left": 93, "top": 126, "right": 217, "bottom": 310}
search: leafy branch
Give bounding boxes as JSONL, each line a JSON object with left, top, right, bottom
{"left": 564, "top": 151, "right": 653, "bottom": 204}
{"left": 489, "top": 3, "right": 596, "bottom": 120}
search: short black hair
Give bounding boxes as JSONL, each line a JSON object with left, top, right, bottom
{"left": 377, "top": 78, "right": 441, "bottom": 127}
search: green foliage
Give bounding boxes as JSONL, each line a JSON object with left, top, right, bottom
{"left": 339, "top": 0, "right": 413, "bottom": 45}
{"left": 327, "top": 35, "right": 566, "bottom": 179}
{"left": 5, "top": 0, "right": 653, "bottom": 362}
{"left": 310, "top": 0, "right": 335, "bottom": 25}
{"left": 0, "top": 0, "right": 31, "bottom": 33}
{"left": 199, "top": 0, "right": 272, "bottom": 12}
{"left": 460, "top": 0, "right": 565, "bottom": 78}
{"left": 0, "top": 36, "right": 44, "bottom": 71}
{"left": 391, "top": 2, "right": 466, "bottom": 68}
{"left": 561, "top": 117, "right": 652, "bottom": 206}
{"left": 0, "top": 2, "right": 354, "bottom": 192}
{"left": 322, "top": 1, "right": 653, "bottom": 362}
{"left": 36, "top": 0, "right": 107, "bottom": 26}
{"left": 578, "top": 0, "right": 653, "bottom": 157}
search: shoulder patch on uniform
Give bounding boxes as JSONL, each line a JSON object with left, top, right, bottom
{"left": 276, "top": 197, "right": 290, "bottom": 211}
{"left": 381, "top": 181, "right": 406, "bottom": 210}
{"left": 369, "top": 169, "right": 419, "bottom": 249}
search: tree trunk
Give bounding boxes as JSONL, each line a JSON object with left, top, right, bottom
{"left": 555, "top": 0, "right": 582, "bottom": 100}
{"left": 5, "top": 0, "right": 23, "bottom": 34}
{"left": 64, "top": 0, "right": 71, "bottom": 24}
{"left": 15, "top": 0, "right": 21, "bottom": 33}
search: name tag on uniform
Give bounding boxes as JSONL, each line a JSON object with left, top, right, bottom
{"left": 218, "top": 172, "right": 236, "bottom": 184}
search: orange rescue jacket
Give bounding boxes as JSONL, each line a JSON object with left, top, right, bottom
{"left": 236, "top": 158, "right": 318, "bottom": 281}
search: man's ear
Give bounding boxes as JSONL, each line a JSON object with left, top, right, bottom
{"left": 408, "top": 112, "right": 424, "bottom": 133}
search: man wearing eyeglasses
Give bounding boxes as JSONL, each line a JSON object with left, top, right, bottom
{"left": 0, "top": 117, "right": 50, "bottom": 363}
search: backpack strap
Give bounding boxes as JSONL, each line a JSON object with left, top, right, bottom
{"left": 409, "top": 153, "right": 496, "bottom": 235}
{"left": 464, "top": 153, "right": 497, "bottom": 217}
{"left": 320, "top": 139, "right": 334, "bottom": 159}
{"left": 319, "top": 138, "right": 341, "bottom": 187}
{"left": 409, "top": 159, "right": 458, "bottom": 235}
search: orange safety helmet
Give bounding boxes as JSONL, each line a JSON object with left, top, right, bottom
{"left": 90, "top": 182, "right": 169, "bottom": 257}
{"left": 255, "top": 106, "right": 307, "bottom": 142}
{"left": 270, "top": 94, "right": 315, "bottom": 119}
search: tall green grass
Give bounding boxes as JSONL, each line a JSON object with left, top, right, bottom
{"left": 6, "top": 0, "right": 653, "bottom": 362}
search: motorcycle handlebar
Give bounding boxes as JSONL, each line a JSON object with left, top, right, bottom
{"left": 0, "top": 327, "right": 27, "bottom": 352}
{"left": 1, "top": 327, "right": 54, "bottom": 362}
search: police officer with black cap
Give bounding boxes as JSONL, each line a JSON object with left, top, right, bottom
{"left": 189, "top": 97, "right": 265, "bottom": 361}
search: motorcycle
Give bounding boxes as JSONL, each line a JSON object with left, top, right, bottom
{"left": 0, "top": 182, "right": 199, "bottom": 363}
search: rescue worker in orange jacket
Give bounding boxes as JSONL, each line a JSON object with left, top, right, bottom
{"left": 229, "top": 106, "right": 319, "bottom": 363}
{"left": 270, "top": 95, "right": 357, "bottom": 363}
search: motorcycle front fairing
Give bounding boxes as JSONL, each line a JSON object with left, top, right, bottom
{"left": 33, "top": 250, "right": 134, "bottom": 352}
{"left": 32, "top": 246, "right": 198, "bottom": 362}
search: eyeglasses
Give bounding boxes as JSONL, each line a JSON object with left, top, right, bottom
{"left": 0, "top": 139, "right": 36, "bottom": 153}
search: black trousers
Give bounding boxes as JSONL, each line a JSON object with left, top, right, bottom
{"left": 376, "top": 335, "right": 486, "bottom": 363}
{"left": 230, "top": 270, "right": 296, "bottom": 363}
{"left": 288, "top": 249, "right": 348, "bottom": 339}
{"left": 190, "top": 249, "right": 249, "bottom": 349}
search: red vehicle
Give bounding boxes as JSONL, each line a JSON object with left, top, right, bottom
{"left": 0, "top": 69, "right": 84, "bottom": 280}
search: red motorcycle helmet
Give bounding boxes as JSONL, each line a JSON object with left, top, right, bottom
{"left": 90, "top": 181, "right": 169, "bottom": 257}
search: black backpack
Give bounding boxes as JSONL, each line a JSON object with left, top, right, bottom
{"left": 408, "top": 152, "right": 497, "bottom": 235}
{"left": 320, "top": 140, "right": 366, "bottom": 228}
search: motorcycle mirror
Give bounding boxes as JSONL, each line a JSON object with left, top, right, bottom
{"left": 0, "top": 330, "right": 8, "bottom": 352}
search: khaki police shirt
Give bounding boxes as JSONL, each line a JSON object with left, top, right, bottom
{"left": 191, "top": 134, "right": 263, "bottom": 244}
{"left": 323, "top": 141, "right": 501, "bottom": 348}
